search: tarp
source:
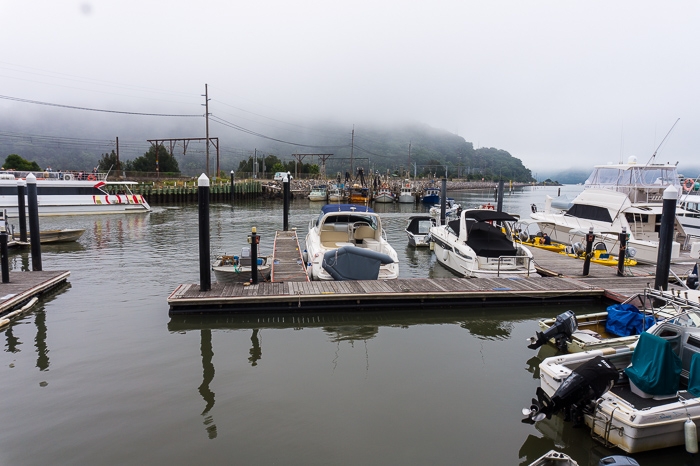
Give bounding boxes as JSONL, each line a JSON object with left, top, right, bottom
{"left": 688, "top": 353, "right": 700, "bottom": 397}
{"left": 605, "top": 303, "right": 655, "bottom": 337}
{"left": 625, "top": 332, "right": 681, "bottom": 396}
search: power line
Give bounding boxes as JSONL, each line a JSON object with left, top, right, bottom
{"left": 0, "top": 94, "right": 203, "bottom": 117}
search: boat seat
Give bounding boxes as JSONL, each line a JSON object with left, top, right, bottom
{"left": 625, "top": 332, "right": 682, "bottom": 399}
{"left": 320, "top": 230, "right": 351, "bottom": 248}
{"left": 354, "top": 225, "right": 376, "bottom": 241}
{"left": 688, "top": 353, "right": 700, "bottom": 397}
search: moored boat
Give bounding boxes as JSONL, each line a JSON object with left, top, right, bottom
{"left": 212, "top": 249, "right": 273, "bottom": 284}
{"left": 429, "top": 208, "right": 536, "bottom": 278}
{"left": 398, "top": 180, "right": 415, "bottom": 204}
{"left": 373, "top": 185, "right": 395, "bottom": 203}
{"left": 347, "top": 184, "right": 370, "bottom": 204}
{"left": 304, "top": 204, "right": 399, "bottom": 281}
{"left": 421, "top": 186, "right": 440, "bottom": 204}
{"left": 0, "top": 170, "right": 150, "bottom": 216}
{"left": 405, "top": 215, "right": 436, "bottom": 247}
{"left": 308, "top": 185, "right": 328, "bottom": 202}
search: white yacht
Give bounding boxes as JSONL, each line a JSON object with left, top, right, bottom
{"left": 678, "top": 189, "right": 700, "bottom": 239}
{"left": 304, "top": 204, "right": 399, "bottom": 281}
{"left": 0, "top": 170, "right": 150, "bottom": 216}
{"left": 429, "top": 208, "right": 536, "bottom": 278}
{"left": 531, "top": 157, "right": 687, "bottom": 264}
{"left": 307, "top": 185, "right": 327, "bottom": 202}
{"left": 398, "top": 180, "right": 415, "bottom": 204}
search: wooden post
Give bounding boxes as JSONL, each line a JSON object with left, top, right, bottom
{"left": 440, "top": 178, "right": 447, "bottom": 226}
{"left": 17, "top": 180, "right": 27, "bottom": 242}
{"left": 617, "top": 227, "right": 627, "bottom": 277}
{"left": 654, "top": 185, "right": 678, "bottom": 291}
{"left": 1, "top": 231, "right": 9, "bottom": 283}
{"left": 250, "top": 227, "right": 259, "bottom": 285}
{"left": 582, "top": 227, "right": 594, "bottom": 276}
{"left": 283, "top": 173, "right": 290, "bottom": 231}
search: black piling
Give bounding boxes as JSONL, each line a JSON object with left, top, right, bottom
{"left": 617, "top": 227, "right": 628, "bottom": 277}
{"left": 26, "top": 174, "right": 42, "bottom": 271}
{"left": 17, "top": 180, "right": 27, "bottom": 242}
{"left": 283, "top": 174, "right": 290, "bottom": 231}
{"left": 496, "top": 180, "right": 505, "bottom": 213}
{"left": 250, "top": 227, "right": 259, "bottom": 285}
{"left": 582, "top": 227, "right": 594, "bottom": 276}
{"left": 440, "top": 178, "right": 447, "bottom": 226}
{"left": 198, "top": 174, "right": 211, "bottom": 292}
{"left": 654, "top": 185, "right": 678, "bottom": 291}
{"left": 1, "top": 231, "right": 9, "bottom": 283}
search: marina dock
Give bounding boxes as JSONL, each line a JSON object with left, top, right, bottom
{"left": 0, "top": 270, "right": 71, "bottom": 327}
{"left": 168, "top": 233, "right": 691, "bottom": 314}
{"left": 270, "top": 230, "right": 308, "bottom": 283}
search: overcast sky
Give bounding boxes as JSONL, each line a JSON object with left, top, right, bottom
{"left": 1, "top": 1, "right": 699, "bottom": 173}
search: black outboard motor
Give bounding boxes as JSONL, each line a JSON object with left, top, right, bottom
{"left": 522, "top": 355, "right": 617, "bottom": 426}
{"left": 527, "top": 310, "right": 578, "bottom": 351}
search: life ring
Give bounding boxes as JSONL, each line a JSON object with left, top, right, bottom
{"left": 684, "top": 178, "right": 695, "bottom": 192}
{"left": 87, "top": 174, "right": 97, "bottom": 181}
{"left": 63, "top": 174, "right": 73, "bottom": 181}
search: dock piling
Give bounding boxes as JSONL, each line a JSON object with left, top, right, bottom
{"left": 496, "top": 180, "right": 504, "bottom": 212}
{"left": 283, "top": 173, "right": 290, "bottom": 231}
{"left": 440, "top": 178, "right": 447, "bottom": 225}
{"left": 654, "top": 185, "right": 678, "bottom": 291}
{"left": 1, "top": 231, "right": 9, "bottom": 283}
{"left": 26, "top": 174, "right": 42, "bottom": 271}
{"left": 250, "top": 227, "right": 259, "bottom": 285}
{"left": 617, "top": 227, "right": 628, "bottom": 277}
{"left": 198, "top": 174, "right": 211, "bottom": 292}
{"left": 582, "top": 227, "right": 594, "bottom": 276}
{"left": 17, "top": 180, "right": 27, "bottom": 242}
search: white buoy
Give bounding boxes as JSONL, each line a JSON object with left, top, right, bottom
{"left": 685, "top": 419, "right": 698, "bottom": 454}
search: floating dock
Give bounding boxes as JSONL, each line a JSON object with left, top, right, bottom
{"left": 0, "top": 270, "right": 70, "bottom": 327}
{"left": 167, "top": 232, "right": 694, "bottom": 315}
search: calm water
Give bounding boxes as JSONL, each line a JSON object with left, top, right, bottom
{"left": 1, "top": 185, "right": 696, "bottom": 465}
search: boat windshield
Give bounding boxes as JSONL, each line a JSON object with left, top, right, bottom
{"left": 585, "top": 165, "right": 680, "bottom": 189}
{"left": 319, "top": 214, "right": 378, "bottom": 229}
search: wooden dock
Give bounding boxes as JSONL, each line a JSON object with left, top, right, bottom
{"left": 167, "top": 233, "right": 695, "bottom": 315}
{"left": 0, "top": 270, "right": 71, "bottom": 327}
{"left": 270, "top": 230, "right": 308, "bottom": 283}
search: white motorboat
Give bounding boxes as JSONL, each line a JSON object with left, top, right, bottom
{"left": 398, "top": 180, "right": 415, "bottom": 204}
{"left": 522, "top": 291, "right": 700, "bottom": 454}
{"left": 429, "top": 198, "right": 461, "bottom": 220}
{"left": 373, "top": 185, "right": 395, "bottom": 203}
{"left": 328, "top": 185, "right": 346, "bottom": 203}
{"left": 528, "top": 450, "right": 579, "bottom": 466}
{"left": 530, "top": 157, "right": 686, "bottom": 264}
{"left": 307, "top": 185, "right": 327, "bottom": 202}
{"left": 304, "top": 204, "right": 399, "bottom": 281}
{"left": 429, "top": 208, "right": 536, "bottom": 278}
{"left": 212, "top": 249, "right": 273, "bottom": 284}
{"left": 405, "top": 215, "right": 436, "bottom": 247}
{"left": 0, "top": 171, "right": 150, "bottom": 216}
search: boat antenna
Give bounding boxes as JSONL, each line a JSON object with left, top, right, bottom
{"left": 646, "top": 118, "right": 679, "bottom": 165}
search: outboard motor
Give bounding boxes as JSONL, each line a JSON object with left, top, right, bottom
{"left": 527, "top": 310, "right": 578, "bottom": 351}
{"left": 688, "top": 263, "right": 699, "bottom": 290}
{"left": 522, "top": 355, "right": 617, "bottom": 426}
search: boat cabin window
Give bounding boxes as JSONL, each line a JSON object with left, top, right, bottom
{"left": 565, "top": 204, "right": 613, "bottom": 223}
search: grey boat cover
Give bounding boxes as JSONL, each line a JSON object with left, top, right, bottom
{"left": 322, "top": 246, "right": 394, "bottom": 281}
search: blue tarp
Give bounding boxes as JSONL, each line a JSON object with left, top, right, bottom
{"left": 688, "top": 353, "right": 700, "bottom": 398}
{"left": 625, "top": 332, "right": 681, "bottom": 396}
{"left": 605, "top": 303, "right": 655, "bottom": 337}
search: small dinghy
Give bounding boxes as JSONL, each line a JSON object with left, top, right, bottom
{"left": 212, "top": 248, "right": 273, "bottom": 284}
{"left": 405, "top": 215, "right": 435, "bottom": 247}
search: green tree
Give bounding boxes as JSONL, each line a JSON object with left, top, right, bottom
{"left": 3, "top": 154, "right": 41, "bottom": 171}
{"left": 128, "top": 145, "right": 180, "bottom": 173}
{"left": 98, "top": 150, "right": 120, "bottom": 172}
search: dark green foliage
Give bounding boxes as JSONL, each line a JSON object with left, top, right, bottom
{"left": 127, "top": 144, "right": 180, "bottom": 173}
{"left": 3, "top": 154, "right": 41, "bottom": 171}
{"left": 98, "top": 150, "right": 120, "bottom": 172}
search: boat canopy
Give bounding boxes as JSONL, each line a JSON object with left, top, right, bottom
{"left": 320, "top": 204, "right": 374, "bottom": 214}
{"left": 462, "top": 209, "right": 518, "bottom": 223}
{"left": 585, "top": 164, "right": 680, "bottom": 189}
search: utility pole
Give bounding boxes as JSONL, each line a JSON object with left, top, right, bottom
{"left": 116, "top": 136, "right": 120, "bottom": 173}
{"left": 254, "top": 149, "right": 257, "bottom": 179}
{"left": 350, "top": 126, "right": 355, "bottom": 175}
{"left": 203, "top": 84, "right": 210, "bottom": 178}
{"left": 408, "top": 142, "right": 411, "bottom": 179}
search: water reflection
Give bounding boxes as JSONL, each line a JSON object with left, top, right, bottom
{"left": 34, "top": 307, "right": 49, "bottom": 371}
{"left": 198, "top": 329, "right": 217, "bottom": 440}
{"left": 4, "top": 325, "right": 20, "bottom": 353}
{"left": 248, "top": 328, "right": 261, "bottom": 366}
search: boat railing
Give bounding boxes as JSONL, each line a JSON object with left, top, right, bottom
{"left": 1, "top": 170, "right": 108, "bottom": 182}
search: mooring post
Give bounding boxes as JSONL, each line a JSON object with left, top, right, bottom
{"left": 617, "top": 227, "right": 628, "bottom": 277}
{"left": 582, "top": 227, "right": 594, "bottom": 276}
{"left": 1, "top": 230, "right": 9, "bottom": 283}
{"left": 250, "top": 227, "right": 259, "bottom": 285}
{"left": 198, "top": 173, "right": 211, "bottom": 292}
{"left": 230, "top": 170, "right": 235, "bottom": 204}
{"left": 17, "top": 179, "right": 27, "bottom": 242}
{"left": 283, "top": 173, "right": 290, "bottom": 231}
{"left": 26, "top": 174, "right": 42, "bottom": 271}
{"left": 440, "top": 178, "right": 447, "bottom": 226}
{"left": 654, "top": 185, "right": 678, "bottom": 291}
{"left": 496, "top": 180, "right": 505, "bottom": 212}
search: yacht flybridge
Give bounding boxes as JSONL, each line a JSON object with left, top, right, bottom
{"left": 531, "top": 157, "right": 687, "bottom": 264}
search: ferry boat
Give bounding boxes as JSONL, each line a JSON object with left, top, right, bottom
{"left": 530, "top": 157, "right": 687, "bottom": 264}
{"left": 0, "top": 170, "right": 150, "bottom": 216}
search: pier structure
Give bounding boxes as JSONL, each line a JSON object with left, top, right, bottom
{"left": 0, "top": 271, "right": 70, "bottom": 329}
